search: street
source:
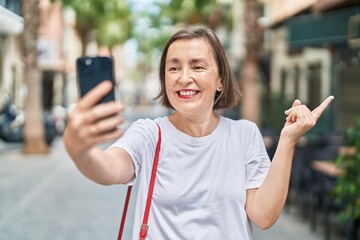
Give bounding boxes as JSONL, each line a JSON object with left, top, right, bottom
{"left": 1, "top": 137, "right": 332, "bottom": 240}
{"left": 0, "top": 139, "right": 132, "bottom": 239}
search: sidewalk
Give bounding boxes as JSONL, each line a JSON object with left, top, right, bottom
{"left": 253, "top": 210, "right": 325, "bottom": 240}
{"left": 0, "top": 138, "right": 332, "bottom": 239}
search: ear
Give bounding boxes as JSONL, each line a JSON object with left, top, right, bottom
{"left": 217, "top": 82, "right": 223, "bottom": 92}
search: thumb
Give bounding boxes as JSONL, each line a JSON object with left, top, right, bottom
{"left": 292, "top": 99, "right": 301, "bottom": 107}
{"left": 285, "top": 99, "right": 302, "bottom": 115}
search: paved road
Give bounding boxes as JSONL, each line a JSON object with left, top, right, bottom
{"left": 0, "top": 137, "right": 331, "bottom": 240}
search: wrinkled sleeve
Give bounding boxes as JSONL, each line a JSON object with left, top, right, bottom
{"left": 245, "top": 123, "right": 271, "bottom": 190}
{"left": 107, "top": 119, "right": 158, "bottom": 185}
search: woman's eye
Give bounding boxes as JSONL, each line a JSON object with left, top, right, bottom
{"left": 193, "top": 66, "right": 205, "bottom": 71}
{"left": 168, "top": 67, "right": 179, "bottom": 72}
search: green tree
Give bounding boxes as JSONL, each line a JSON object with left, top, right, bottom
{"left": 159, "top": 0, "right": 229, "bottom": 29}
{"left": 95, "top": 1, "right": 132, "bottom": 50}
{"left": 334, "top": 115, "right": 360, "bottom": 221}
{"left": 129, "top": 5, "right": 173, "bottom": 104}
{"left": 53, "top": 0, "right": 132, "bottom": 54}
{"left": 22, "top": 0, "right": 49, "bottom": 154}
{"left": 333, "top": 115, "right": 360, "bottom": 239}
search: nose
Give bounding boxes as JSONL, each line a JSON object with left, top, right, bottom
{"left": 178, "top": 68, "right": 193, "bottom": 85}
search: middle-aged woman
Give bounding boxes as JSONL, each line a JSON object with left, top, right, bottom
{"left": 63, "top": 25, "right": 334, "bottom": 239}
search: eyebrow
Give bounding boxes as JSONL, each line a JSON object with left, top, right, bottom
{"left": 190, "top": 58, "right": 207, "bottom": 64}
{"left": 166, "top": 58, "right": 180, "bottom": 64}
{"left": 166, "top": 57, "right": 208, "bottom": 64}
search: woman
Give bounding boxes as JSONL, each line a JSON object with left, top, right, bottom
{"left": 64, "top": 25, "right": 334, "bottom": 239}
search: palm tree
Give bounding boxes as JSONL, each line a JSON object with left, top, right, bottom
{"left": 54, "top": 0, "right": 132, "bottom": 55}
{"left": 96, "top": 1, "right": 132, "bottom": 51}
{"left": 159, "top": 0, "right": 225, "bottom": 29}
{"left": 240, "top": 0, "right": 263, "bottom": 125}
{"left": 22, "top": 0, "right": 48, "bottom": 154}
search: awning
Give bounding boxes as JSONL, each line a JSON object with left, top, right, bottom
{"left": 286, "top": 6, "right": 360, "bottom": 48}
{"left": 0, "top": 5, "right": 23, "bottom": 35}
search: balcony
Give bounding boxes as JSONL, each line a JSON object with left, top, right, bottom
{"left": 0, "top": 0, "right": 20, "bottom": 15}
{"left": 0, "top": 0, "right": 23, "bottom": 34}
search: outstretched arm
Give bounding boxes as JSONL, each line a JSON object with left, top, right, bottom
{"left": 63, "top": 81, "right": 135, "bottom": 185}
{"left": 245, "top": 96, "right": 334, "bottom": 229}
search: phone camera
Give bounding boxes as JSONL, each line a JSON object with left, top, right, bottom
{"left": 79, "top": 58, "right": 94, "bottom": 75}
{"left": 85, "top": 58, "right": 92, "bottom": 66}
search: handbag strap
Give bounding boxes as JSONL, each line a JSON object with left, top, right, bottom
{"left": 118, "top": 185, "right": 132, "bottom": 239}
{"left": 139, "top": 123, "right": 162, "bottom": 239}
{"left": 117, "top": 123, "right": 162, "bottom": 240}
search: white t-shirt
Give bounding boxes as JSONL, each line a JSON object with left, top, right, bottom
{"left": 109, "top": 116, "right": 271, "bottom": 240}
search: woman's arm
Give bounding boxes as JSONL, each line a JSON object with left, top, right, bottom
{"left": 245, "top": 96, "right": 334, "bottom": 229}
{"left": 63, "top": 81, "right": 134, "bottom": 185}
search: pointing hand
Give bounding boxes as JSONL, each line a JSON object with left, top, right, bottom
{"left": 281, "top": 96, "right": 334, "bottom": 144}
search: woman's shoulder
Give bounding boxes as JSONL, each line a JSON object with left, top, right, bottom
{"left": 221, "top": 117, "right": 264, "bottom": 147}
{"left": 221, "top": 117, "right": 257, "bottom": 129}
{"left": 132, "top": 117, "right": 156, "bottom": 126}
{"left": 128, "top": 116, "right": 166, "bottom": 133}
{"left": 220, "top": 117, "right": 262, "bottom": 140}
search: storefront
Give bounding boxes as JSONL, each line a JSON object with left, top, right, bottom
{"left": 0, "top": 1, "right": 24, "bottom": 107}
{"left": 261, "top": 1, "right": 360, "bottom": 134}
{"left": 286, "top": 5, "right": 360, "bottom": 133}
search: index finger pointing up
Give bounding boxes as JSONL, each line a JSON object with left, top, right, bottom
{"left": 311, "top": 96, "right": 335, "bottom": 121}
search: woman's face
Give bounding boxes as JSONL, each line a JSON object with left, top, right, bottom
{"left": 165, "top": 38, "right": 221, "bottom": 116}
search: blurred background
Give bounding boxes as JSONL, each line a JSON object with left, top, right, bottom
{"left": 0, "top": 0, "right": 359, "bottom": 239}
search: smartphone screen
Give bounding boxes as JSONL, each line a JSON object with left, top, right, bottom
{"left": 76, "top": 56, "right": 116, "bottom": 104}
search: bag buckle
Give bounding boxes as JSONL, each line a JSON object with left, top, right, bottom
{"left": 139, "top": 224, "right": 149, "bottom": 238}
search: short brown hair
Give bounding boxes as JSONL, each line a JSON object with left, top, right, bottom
{"left": 155, "top": 25, "right": 241, "bottom": 110}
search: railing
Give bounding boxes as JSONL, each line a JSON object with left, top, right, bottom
{"left": 0, "top": 0, "right": 21, "bottom": 15}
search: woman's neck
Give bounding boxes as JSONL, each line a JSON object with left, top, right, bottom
{"left": 168, "top": 111, "right": 220, "bottom": 137}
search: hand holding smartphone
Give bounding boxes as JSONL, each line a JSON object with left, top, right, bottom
{"left": 76, "top": 56, "right": 116, "bottom": 104}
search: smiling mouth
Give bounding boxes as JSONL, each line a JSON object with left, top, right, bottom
{"left": 177, "top": 90, "right": 199, "bottom": 97}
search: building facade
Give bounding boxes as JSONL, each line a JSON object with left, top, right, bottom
{"left": 260, "top": 0, "right": 360, "bottom": 134}
{"left": 0, "top": 0, "right": 24, "bottom": 107}
{"left": 0, "top": 0, "right": 80, "bottom": 111}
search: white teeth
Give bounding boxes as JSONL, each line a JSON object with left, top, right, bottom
{"left": 179, "top": 90, "right": 197, "bottom": 96}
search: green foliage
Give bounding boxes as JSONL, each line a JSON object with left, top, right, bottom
{"left": 52, "top": 0, "right": 234, "bottom": 87}
{"left": 158, "top": 0, "right": 232, "bottom": 30}
{"left": 96, "top": 1, "right": 132, "bottom": 48}
{"left": 334, "top": 115, "right": 360, "bottom": 221}
{"left": 261, "top": 92, "right": 292, "bottom": 134}
{"left": 52, "top": 0, "right": 132, "bottom": 50}
{"left": 53, "top": 0, "right": 233, "bottom": 56}
{"left": 130, "top": 0, "right": 234, "bottom": 91}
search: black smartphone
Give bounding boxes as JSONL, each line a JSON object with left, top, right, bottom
{"left": 76, "top": 56, "right": 116, "bottom": 104}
